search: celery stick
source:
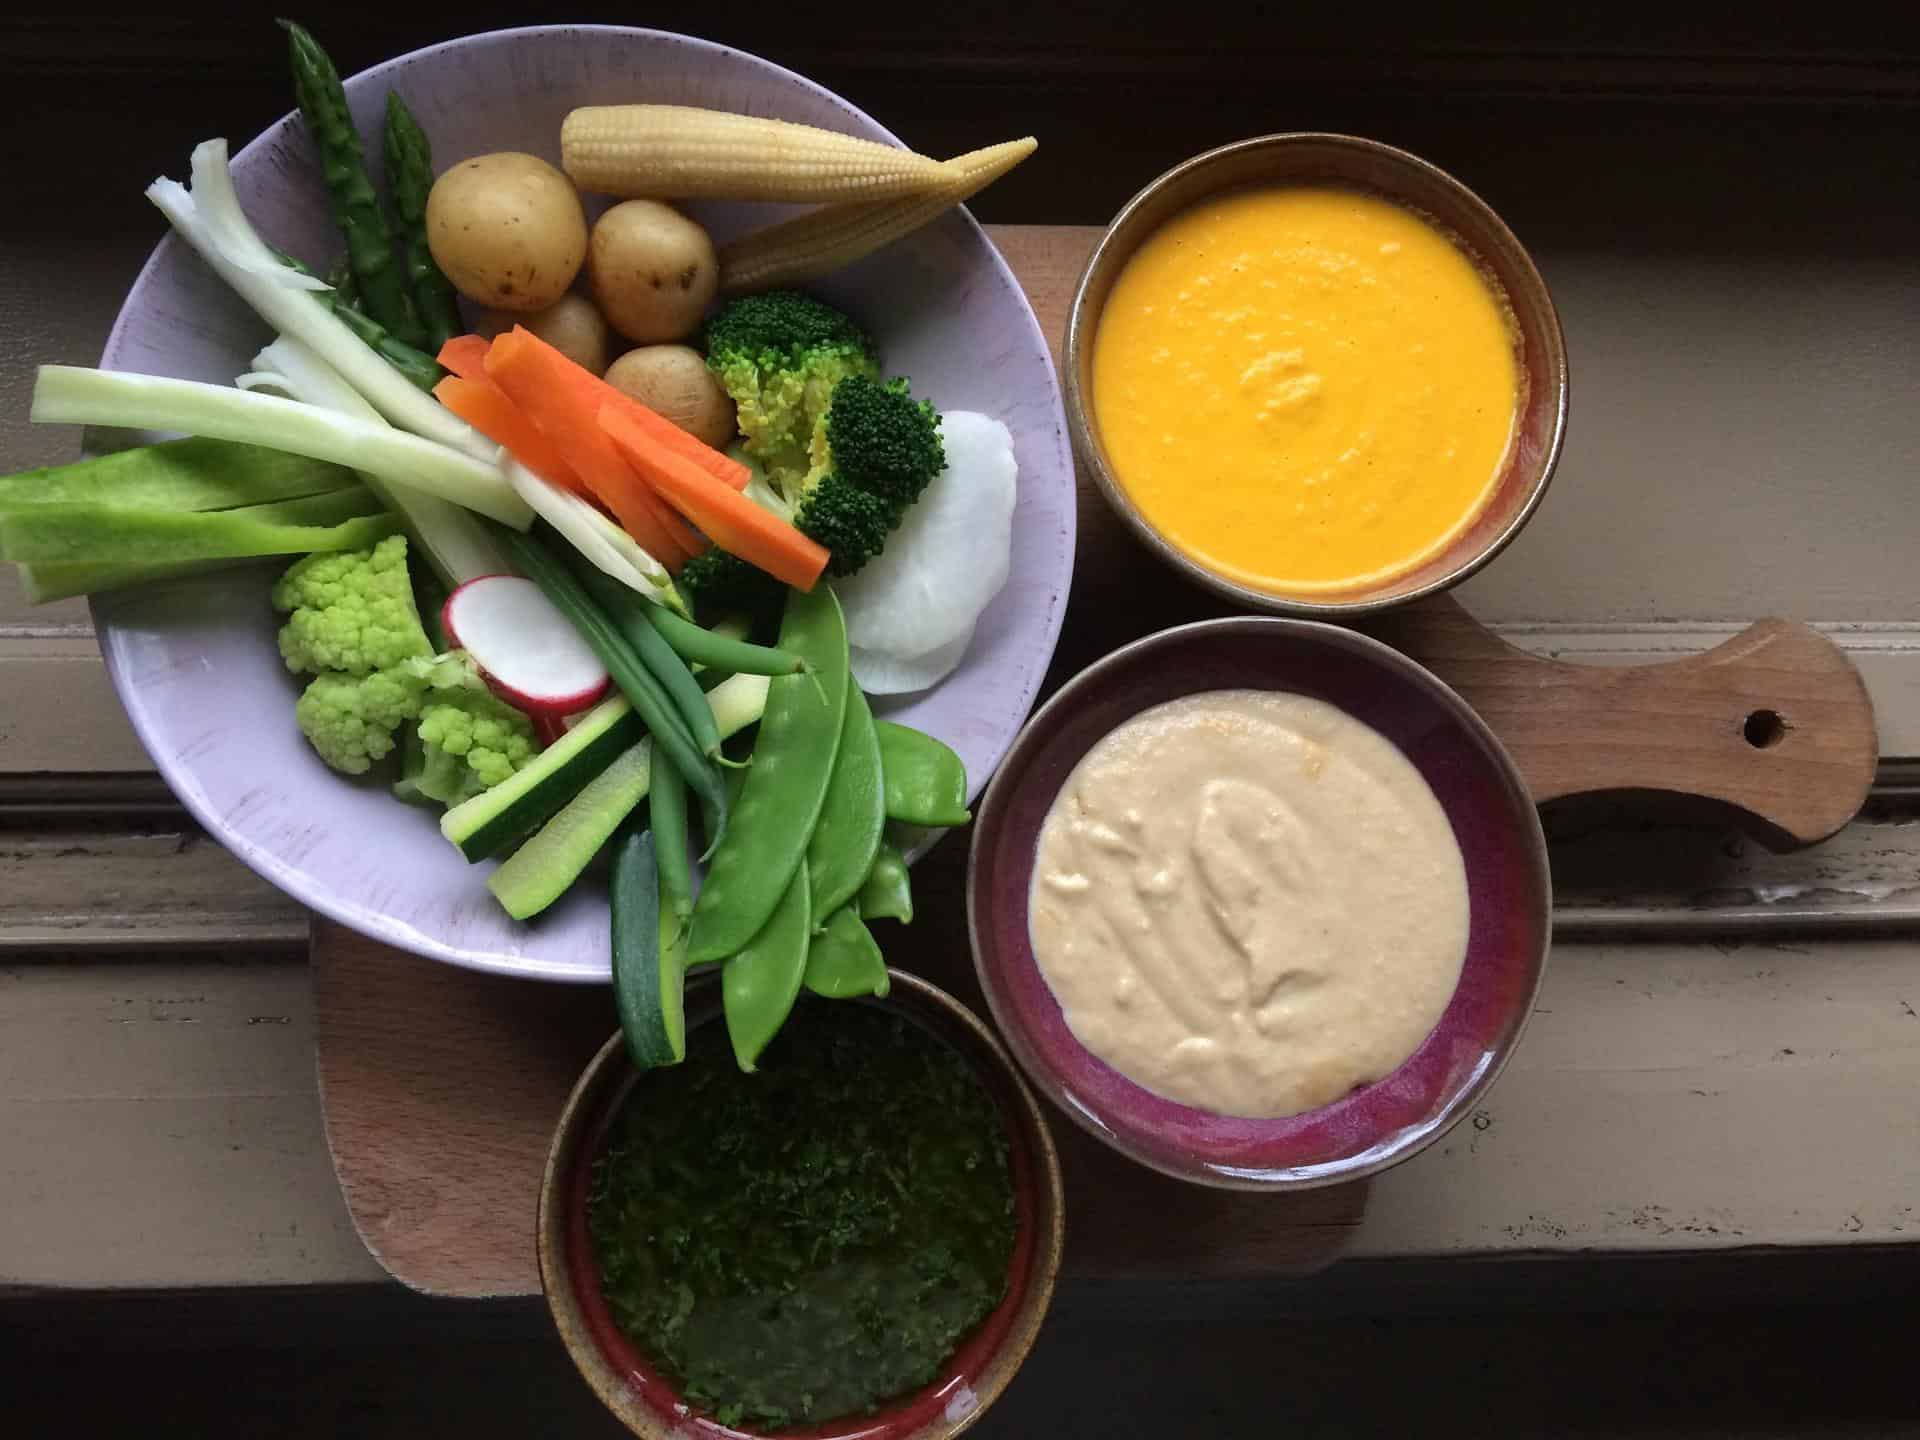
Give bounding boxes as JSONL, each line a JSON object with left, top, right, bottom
{"left": 0, "top": 498, "right": 395, "bottom": 567}
{"left": 30, "top": 365, "right": 531, "bottom": 530}
{"left": 0, "top": 438, "right": 354, "bottom": 515}
{"left": 13, "top": 489, "right": 379, "bottom": 602}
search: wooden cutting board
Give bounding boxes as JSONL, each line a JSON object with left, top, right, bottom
{"left": 312, "top": 224, "right": 1875, "bottom": 1298}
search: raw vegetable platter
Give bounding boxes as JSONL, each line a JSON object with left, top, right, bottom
{"left": 79, "top": 25, "right": 1075, "bottom": 983}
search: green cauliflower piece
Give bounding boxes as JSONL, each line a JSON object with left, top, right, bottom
{"left": 274, "top": 537, "right": 536, "bottom": 796}
{"left": 272, "top": 533, "right": 434, "bottom": 675}
{"left": 703, "top": 291, "right": 879, "bottom": 495}
{"left": 293, "top": 664, "right": 432, "bottom": 775}
{"left": 393, "top": 653, "right": 537, "bottom": 805}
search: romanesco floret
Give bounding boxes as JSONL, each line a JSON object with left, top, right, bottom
{"left": 272, "top": 533, "right": 433, "bottom": 675}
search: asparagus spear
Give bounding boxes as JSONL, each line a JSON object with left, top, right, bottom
{"left": 281, "top": 20, "right": 426, "bottom": 348}
{"left": 274, "top": 249, "right": 442, "bottom": 394}
{"left": 322, "top": 253, "right": 360, "bottom": 311}
{"left": 382, "top": 93, "right": 464, "bottom": 352}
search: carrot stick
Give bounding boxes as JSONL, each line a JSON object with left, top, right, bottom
{"left": 436, "top": 335, "right": 493, "bottom": 382}
{"left": 484, "top": 328, "right": 695, "bottom": 569}
{"left": 600, "top": 403, "right": 827, "bottom": 591}
{"left": 600, "top": 386, "right": 751, "bottom": 492}
{"left": 468, "top": 323, "right": 748, "bottom": 491}
{"left": 433, "top": 376, "right": 584, "bottom": 497}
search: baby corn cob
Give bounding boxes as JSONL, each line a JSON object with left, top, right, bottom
{"left": 561, "top": 104, "right": 954, "bottom": 202}
{"left": 718, "top": 137, "right": 1038, "bottom": 295}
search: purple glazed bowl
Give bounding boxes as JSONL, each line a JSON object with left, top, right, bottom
{"left": 966, "top": 618, "right": 1551, "bottom": 1190}
{"left": 87, "top": 25, "right": 1075, "bottom": 984}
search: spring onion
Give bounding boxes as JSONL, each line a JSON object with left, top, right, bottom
{"left": 31, "top": 365, "right": 532, "bottom": 530}
{"left": 499, "top": 459, "right": 684, "bottom": 615}
{"left": 145, "top": 138, "right": 491, "bottom": 460}
{"left": 243, "top": 337, "right": 518, "bottom": 587}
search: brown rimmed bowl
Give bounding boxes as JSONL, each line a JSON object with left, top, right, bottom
{"left": 967, "top": 618, "right": 1552, "bottom": 1190}
{"left": 1064, "top": 132, "right": 1569, "bottom": 617}
{"left": 538, "top": 970, "right": 1065, "bottom": 1439}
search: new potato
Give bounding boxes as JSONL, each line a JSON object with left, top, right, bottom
{"left": 479, "top": 295, "right": 611, "bottom": 375}
{"left": 603, "top": 346, "right": 737, "bottom": 449}
{"left": 427, "top": 153, "right": 587, "bottom": 312}
{"left": 588, "top": 200, "right": 717, "bottom": 343}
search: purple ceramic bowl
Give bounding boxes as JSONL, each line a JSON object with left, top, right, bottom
{"left": 89, "top": 26, "right": 1074, "bottom": 983}
{"left": 967, "top": 619, "right": 1551, "bottom": 1189}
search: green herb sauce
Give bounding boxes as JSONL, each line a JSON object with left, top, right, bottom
{"left": 587, "top": 1001, "right": 1017, "bottom": 1432}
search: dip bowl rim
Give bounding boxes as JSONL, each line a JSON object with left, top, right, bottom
{"left": 537, "top": 969, "right": 1066, "bottom": 1440}
{"left": 1063, "top": 130, "right": 1570, "bottom": 617}
{"left": 965, "top": 614, "right": 1553, "bottom": 1191}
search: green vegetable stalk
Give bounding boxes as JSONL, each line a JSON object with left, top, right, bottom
{"left": 275, "top": 249, "right": 442, "bottom": 393}
{"left": 0, "top": 487, "right": 391, "bottom": 568}
{"left": 282, "top": 20, "right": 426, "bottom": 347}
{"left": 382, "top": 92, "right": 464, "bottom": 352}
{"left": 0, "top": 437, "right": 354, "bottom": 515}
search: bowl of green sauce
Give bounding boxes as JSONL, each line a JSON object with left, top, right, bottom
{"left": 539, "top": 970, "right": 1065, "bottom": 1439}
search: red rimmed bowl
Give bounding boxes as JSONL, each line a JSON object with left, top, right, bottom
{"left": 538, "top": 971, "right": 1065, "bottom": 1439}
{"left": 967, "top": 618, "right": 1551, "bottom": 1190}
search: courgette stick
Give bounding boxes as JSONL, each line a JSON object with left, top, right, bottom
{"left": 484, "top": 674, "right": 769, "bottom": 920}
{"left": 611, "top": 828, "right": 688, "bottom": 1069}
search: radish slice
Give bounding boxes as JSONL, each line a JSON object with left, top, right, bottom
{"left": 442, "top": 575, "right": 611, "bottom": 717}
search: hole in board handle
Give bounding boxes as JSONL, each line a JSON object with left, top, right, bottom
{"left": 1744, "top": 709, "right": 1786, "bottom": 749}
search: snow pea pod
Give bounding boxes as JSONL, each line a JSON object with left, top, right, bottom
{"left": 875, "top": 721, "right": 971, "bottom": 828}
{"left": 857, "top": 843, "right": 913, "bottom": 925}
{"left": 721, "top": 861, "right": 812, "bottom": 1071}
{"left": 807, "top": 684, "right": 884, "bottom": 923}
{"left": 687, "top": 585, "right": 849, "bottom": 966}
{"left": 802, "top": 905, "right": 890, "bottom": 1000}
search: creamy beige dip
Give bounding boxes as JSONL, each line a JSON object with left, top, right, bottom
{"left": 1027, "top": 690, "right": 1469, "bottom": 1119}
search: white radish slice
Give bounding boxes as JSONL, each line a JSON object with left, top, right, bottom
{"left": 442, "top": 575, "right": 610, "bottom": 717}
{"left": 850, "top": 625, "right": 975, "bottom": 696}
{"left": 835, "top": 411, "right": 1017, "bottom": 662}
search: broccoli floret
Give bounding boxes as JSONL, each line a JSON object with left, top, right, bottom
{"left": 704, "top": 292, "right": 879, "bottom": 494}
{"left": 812, "top": 375, "right": 945, "bottom": 512}
{"left": 792, "top": 483, "right": 898, "bottom": 578}
{"left": 677, "top": 547, "right": 784, "bottom": 625}
{"left": 783, "top": 375, "right": 946, "bottom": 577}
{"left": 272, "top": 534, "right": 434, "bottom": 675}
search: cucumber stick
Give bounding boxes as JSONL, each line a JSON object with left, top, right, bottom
{"left": 440, "top": 693, "right": 642, "bottom": 862}
{"left": 610, "top": 828, "right": 687, "bottom": 1068}
{"left": 489, "top": 741, "right": 654, "bottom": 921}
{"left": 483, "top": 673, "right": 771, "bottom": 920}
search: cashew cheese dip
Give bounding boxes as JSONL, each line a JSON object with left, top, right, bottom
{"left": 1027, "top": 690, "right": 1469, "bottom": 1119}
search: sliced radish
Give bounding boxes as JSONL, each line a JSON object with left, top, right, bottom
{"left": 442, "top": 574, "right": 611, "bottom": 719}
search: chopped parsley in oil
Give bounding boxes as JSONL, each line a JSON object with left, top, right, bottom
{"left": 587, "top": 1001, "right": 1017, "bottom": 1432}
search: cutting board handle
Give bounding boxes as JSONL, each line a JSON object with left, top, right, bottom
{"left": 1367, "top": 596, "right": 1879, "bottom": 848}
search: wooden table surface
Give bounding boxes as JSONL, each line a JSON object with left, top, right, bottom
{"left": 2, "top": 15, "right": 1919, "bottom": 1298}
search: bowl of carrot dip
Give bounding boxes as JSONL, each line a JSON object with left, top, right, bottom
{"left": 1065, "top": 133, "right": 1567, "bottom": 615}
